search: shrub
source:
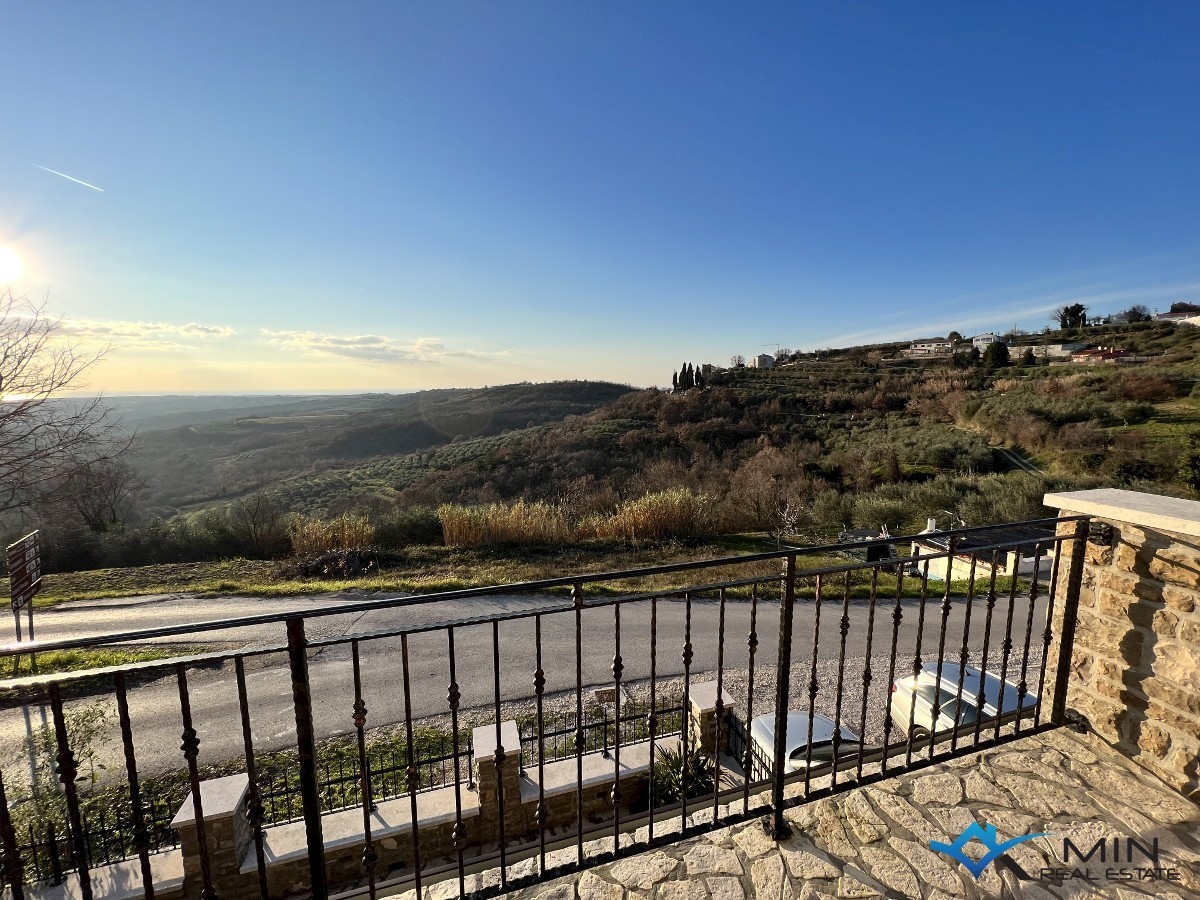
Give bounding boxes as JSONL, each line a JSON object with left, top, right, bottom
{"left": 594, "top": 488, "right": 711, "bottom": 544}
{"left": 290, "top": 514, "right": 377, "bottom": 555}
{"left": 372, "top": 507, "right": 443, "bottom": 547}
{"left": 646, "top": 745, "right": 728, "bottom": 809}
{"left": 438, "top": 500, "right": 571, "bottom": 547}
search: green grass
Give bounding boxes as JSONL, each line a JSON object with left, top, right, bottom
{"left": 0, "top": 645, "right": 197, "bottom": 680}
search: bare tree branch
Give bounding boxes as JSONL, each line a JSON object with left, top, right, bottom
{"left": 0, "top": 290, "right": 133, "bottom": 517}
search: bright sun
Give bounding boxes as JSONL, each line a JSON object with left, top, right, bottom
{"left": 0, "top": 247, "right": 22, "bottom": 283}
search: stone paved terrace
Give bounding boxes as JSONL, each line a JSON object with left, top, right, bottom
{"left": 470, "top": 728, "right": 1200, "bottom": 900}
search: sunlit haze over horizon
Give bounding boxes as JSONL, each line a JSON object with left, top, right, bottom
{"left": 1, "top": 2, "right": 1198, "bottom": 394}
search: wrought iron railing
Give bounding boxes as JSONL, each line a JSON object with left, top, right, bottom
{"left": 0, "top": 517, "right": 1090, "bottom": 900}
{"left": 258, "top": 736, "right": 475, "bottom": 826}
{"left": 517, "top": 703, "right": 685, "bottom": 768}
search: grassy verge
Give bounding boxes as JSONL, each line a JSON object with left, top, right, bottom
{"left": 35, "top": 537, "right": 1027, "bottom": 608}
{"left": 35, "top": 540, "right": 786, "bottom": 606}
{"left": 0, "top": 645, "right": 205, "bottom": 684}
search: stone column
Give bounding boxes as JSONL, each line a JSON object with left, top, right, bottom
{"left": 688, "top": 681, "right": 735, "bottom": 756}
{"left": 471, "top": 720, "right": 527, "bottom": 839}
{"left": 171, "top": 773, "right": 258, "bottom": 900}
{"left": 1043, "top": 489, "right": 1200, "bottom": 800}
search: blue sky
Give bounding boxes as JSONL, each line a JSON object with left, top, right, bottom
{"left": 1, "top": 2, "right": 1197, "bottom": 392}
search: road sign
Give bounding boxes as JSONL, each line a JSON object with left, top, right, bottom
{"left": 7, "top": 531, "right": 42, "bottom": 612}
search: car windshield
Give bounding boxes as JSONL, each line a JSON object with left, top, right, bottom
{"left": 916, "top": 685, "right": 980, "bottom": 724}
{"left": 789, "top": 737, "right": 860, "bottom": 763}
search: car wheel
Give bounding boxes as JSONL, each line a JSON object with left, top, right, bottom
{"left": 909, "top": 725, "right": 930, "bottom": 744}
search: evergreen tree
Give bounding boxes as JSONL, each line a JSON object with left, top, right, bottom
{"left": 672, "top": 371, "right": 678, "bottom": 391}
{"left": 983, "top": 341, "right": 1010, "bottom": 370}
{"left": 1020, "top": 348, "right": 1036, "bottom": 367}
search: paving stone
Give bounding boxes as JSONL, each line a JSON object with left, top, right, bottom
{"left": 799, "top": 885, "right": 838, "bottom": 900}
{"left": 910, "top": 772, "right": 965, "bottom": 806}
{"left": 683, "top": 843, "right": 744, "bottom": 877}
{"left": 751, "top": 854, "right": 792, "bottom": 900}
{"left": 987, "top": 751, "right": 1081, "bottom": 786}
{"left": 834, "top": 874, "right": 881, "bottom": 899}
{"left": 989, "top": 771, "right": 1097, "bottom": 819}
{"left": 706, "top": 876, "right": 745, "bottom": 900}
{"left": 841, "top": 791, "right": 888, "bottom": 843}
{"left": 530, "top": 885, "right": 574, "bottom": 900}
{"left": 607, "top": 851, "right": 679, "bottom": 890}
{"left": 863, "top": 788, "right": 941, "bottom": 844}
{"left": 810, "top": 798, "right": 857, "bottom": 857}
{"left": 857, "top": 845, "right": 920, "bottom": 898}
{"left": 578, "top": 871, "right": 624, "bottom": 900}
{"left": 886, "top": 837, "right": 966, "bottom": 896}
{"left": 657, "top": 881, "right": 709, "bottom": 900}
{"left": 779, "top": 844, "right": 840, "bottom": 880}
{"left": 962, "top": 770, "right": 1012, "bottom": 807}
{"left": 927, "top": 804, "right": 977, "bottom": 839}
{"left": 733, "top": 822, "right": 778, "bottom": 858}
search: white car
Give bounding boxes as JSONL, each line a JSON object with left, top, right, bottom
{"left": 748, "top": 711, "right": 861, "bottom": 778}
{"left": 890, "top": 661, "right": 1037, "bottom": 741}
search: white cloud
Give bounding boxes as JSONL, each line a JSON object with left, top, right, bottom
{"left": 55, "top": 318, "right": 237, "bottom": 348}
{"left": 259, "top": 329, "right": 515, "bottom": 365}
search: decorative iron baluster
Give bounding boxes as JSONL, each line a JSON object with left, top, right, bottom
{"left": 285, "top": 618, "right": 326, "bottom": 900}
{"left": 742, "top": 583, "right": 759, "bottom": 810}
{"left": 766, "top": 555, "right": 796, "bottom": 839}
{"left": 0, "top": 768, "right": 25, "bottom": 900}
{"left": 950, "top": 556, "right": 980, "bottom": 754}
{"left": 711, "top": 587, "right": 727, "bottom": 824}
{"left": 611, "top": 603, "right": 624, "bottom": 853}
{"left": 348, "top": 642, "right": 376, "bottom": 900}
{"left": 173, "top": 668, "right": 215, "bottom": 900}
{"left": 533, "top": 615, "right": 548, "bottom": 874}
{"left": 1034, "top": 531, "right": 1066, "bottom": 727}
{"left": 680, "top": 591, "right": 694, "bottom": 833}
{"left": 879, "top": 565, "right": 906, "bottom": 776}
{"left": 854, "top": 568, "right": 880, "bottom": 781}
{"left": 446, "top": 626, "right": 467, "bottom": 898}
{"left": 1015, "top": 543, "right": 1045, "bottom": 734}
{"left": 400, "top": 634, "right": 423, "bottom": 898}
{"left": 903, "top": 557, "right": 931, "bottom": 768}
{"left": 994, "top": 546, "right": 1024, "bottom": 742}
{"left": 647, "top": 596, "right": 658, "bottom": 844}
{"left": 114, "top": 672, "right": 155, "bottom": 900}
{"left": 802, "top": 574, "right": 823, "bottom": 793}
{"left": 929, "top": 536, "right": 958, "bottom": 761}
{"left": 972, "top": 553, "right": 1001, "bottom": 745}
{"left": 234, "top": 659, "right": 269, "bottom": 900}
{"left": 829, "top": 571, "right": 853, "bottom": 789}
{"left": 573, "top": 582, "right": 585, "bottom": 864}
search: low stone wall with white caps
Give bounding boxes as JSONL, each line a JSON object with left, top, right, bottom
{"left": 1043, "top": 488, "right": 1200, "bottom": 800}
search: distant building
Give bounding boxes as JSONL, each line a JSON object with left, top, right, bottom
{"left": 750, "top": 354, "right": 775, "bottom": 369}
{"left": 903, "top": 338, "right": 953, "bottom": 358}
{"left": 1033, "top": 342, "right": 1085, "bottom": 359}
{"left": 971, "top": 332, "right": 1002, "bottom": 351}
{"left": 1153, "top": 312, "right": 1194, "bottom": 322}
{"left": 1071, "top": 346, "right": 1132, "bottom": 365}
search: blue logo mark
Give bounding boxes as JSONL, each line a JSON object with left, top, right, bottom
{"left": 930, "top": 822, "right": 1049, "bottom": 879}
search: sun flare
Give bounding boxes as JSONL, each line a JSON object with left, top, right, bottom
{"left": 0, "top": 246, "right": 22, "bottom": 283}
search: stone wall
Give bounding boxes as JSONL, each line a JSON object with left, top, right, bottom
{"left": 1044, "top": 489, "right": 1200, "bottom": 801}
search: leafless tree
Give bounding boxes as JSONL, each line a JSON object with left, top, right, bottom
{"left": 0, "top": 291, "right": 131, "bottom": 516}
{"left": 59, "top": 457, "right": 143, "bottom": 533}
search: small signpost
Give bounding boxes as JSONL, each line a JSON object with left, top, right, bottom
{"left": 7, "top": 530, "right": 42, "bottom": 642}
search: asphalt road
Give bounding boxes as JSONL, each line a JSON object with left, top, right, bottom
{"left": 0, "top": 587, "right": 1049, "bottom": 784}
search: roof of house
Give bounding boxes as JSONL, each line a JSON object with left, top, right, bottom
{"left": 914, "top": 524, "right": 1056, "bottom": 554}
